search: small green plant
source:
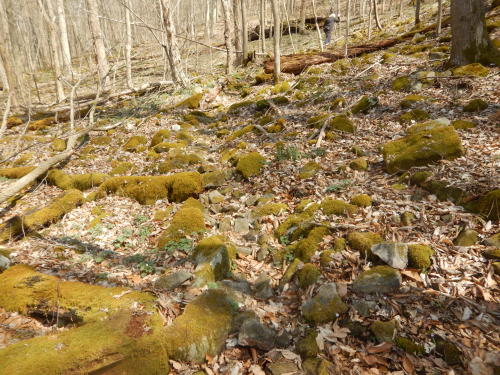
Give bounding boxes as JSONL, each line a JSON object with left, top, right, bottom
{"left": 279, "top": 235, "right": 290, "bottom": 245}
{"left": 137, "top": 260, "right": 156, "bottom": 276}
{"left": 285, "top": 252, "right": 295, "bottom": 263}
{"left": 326, "top": 179, "right": 351, "bottom": 192}
{"left": 136, "top": 225, "right": 152, "bottom": 241}
{"left": 207, "top": 282, "right": 218, "bottom": 289}
{"left": 162, "top": 238, "right": 193, "bottom": 254}
{"left": 276, "top": 144, "right": 301, "bottom": 161}
{"left": 307, "top": 148, "right": 326, "bottom": 158}
{"left": 134, "top": 215, "right": 149, "bottom": 225}
{"left": 113, "top": 228, "right": 133, "bottom": 248}
{"left": 88, "top": 223, "right": 105, "bottom": 237}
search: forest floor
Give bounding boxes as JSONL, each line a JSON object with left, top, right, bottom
{"left": 0, "top": 3, "right": 499, "bottom": 375}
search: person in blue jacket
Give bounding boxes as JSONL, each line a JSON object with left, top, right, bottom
{"left": 323, "top": 11, "right": 341, "bottom": 46}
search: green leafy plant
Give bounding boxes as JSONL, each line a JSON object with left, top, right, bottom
{"left": 113, "top": 228, "right": 133, "bottom": 248}
{"left": 307, "top": 148, "right": 326, "bottom": 158}
{"left": 276, "top": 144, "right": 301, "bottom": 161}
{"left": 279, "top": 235, "right": 290, "bottom": 245}
{"left": 162, "top": 238, "right": 193, "bottom": 254}
{"left": 326, "top": 179, "right": 351, "bottom": 192}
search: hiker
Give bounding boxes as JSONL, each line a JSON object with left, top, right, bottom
{"left": 323, "top": 11, "right": 341, "bottom": 46}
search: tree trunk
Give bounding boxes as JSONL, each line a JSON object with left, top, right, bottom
{"left": 450, "top": 0, "right": 499, "bottom": 66}
{"left": 0, "top": 0, "right": 21, "bottom": 106}
{"left": 270, "top": 0, "right": 281, "bottom": 83}
{"left": 415, "top": 0, "right": 421, "bottom": 25}
{"left": 220, "top": 0, "right": 235, "bottom": 74}
{"left": 241, "top": 0, "right": 249, "bottom": 62}
{"left": 299, "top": 0, "right": 306, "bottom": 33}
{"left": 125, "top": 0, "right": 134, "bottom": 89}
{"left": 233, "top": 0, "right": 243, "bottom": 65}
{"left": 161, "top": 0, "right": 189, "bottom": 86}
{"left": 399, "top": 0, "right": 403, "bottom": 18}
{"left": 312, "top": 0, "right": 323, "bottom": 51}
{"left": 86, "top": 0, "right": 110, "bottom": 89}
{"left": 345, "top": 0, "right": 351, "bottom": 57}
{"left": 437, "top": 0, "right": 443, "bottom": 35}
{"left": 55, "top": 0, "right": 72, "bottom": 74}
{"left": 368, "top": 0, "right": 373, "bottom": 39}
{"left": 259, "top": 0, "right": 266, "bottom": 52}
{"left": 373, "top": 0, "right": 383, "bottom": 30}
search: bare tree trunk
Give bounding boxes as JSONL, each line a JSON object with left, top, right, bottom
{"left": 259, "top": 0, "right": 266, "bottom": 52}
{"left": 55, "top": 0, "right": 72, "bottom": 74}
{"left": 373, "top": 0, "right": 383, "bottom": 30}
{"left": 0, "top": 1, "right": 21, "bottom": 106}
{"left": 368, "top": 0, "right": 373, "bottom": 39}
{"left": 0, "top": 93, "right": 12, "bottom": 140}
{"left": 0, "top": 55, "right": 8, "bottom": 91}
{"left": 241, "top": 0, "right": 249, "bottom": 62}
{"left": 161, "top": 0, "right": 189, "bottom": 86}
{"left": 450, "top": 0, "right": 499, "bottom": 66}
{"left": 282, "top": 0, "right": 296, "bottom": 52}
{"left": 415, "top": 0, "right": 421, "bottom": 25}
{"left": 86, "top": 0, "right": 110, "bottom": 89}
{"left": 220, "top": 0, "right": 235, "bottom": 74}
{"left": 270, "top": 0, "right": 281, "bottom": 83}
{"left": 436, "top": 0, "right": 443, "bottom": 35}
{"left": 233, "top": 0, "right": 243, "bottom": 65}
{"left": 312, "top": 0, "right": 323, "bottom": 51}
{"left": 299, "top": 0, "right": 306, "bottom": 33}
{"left": 398, "top": 0, "right": 403, "bottom": 18}
{"left": 124, "top": 0, "right": 134, "bottom": 89}
{"left": 345, "top": 0, "right": 351, "bottom": 57}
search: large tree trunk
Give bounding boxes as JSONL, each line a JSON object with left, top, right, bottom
{"left": 299, "top": 0, "right": 307, "bottom": 33}
{"left": 124, "top": 0, "right": 134, "bottom": 89}
{"left": 221, "top": 0, "right": 235, "bottom": 74}
{"left": 270, "top": 0, "right": 281, "bottom": 83}
{"left": 450, "top": 0, "right": 499, "bottom": 66}
{"left": 373, "top": 0, "right": 383, "bottom": 30}
{"left": 161, "top": 0, "right": 189, "bottom": 86}
{"left": 241, "top": 0, "right": 249, "bottom": 62}
{"left": 0, "top": 1, "right": 21, "bottom": 106}
{"left": 259, "top": 0, "right": 266, "bottom": 52}
{"left": 233, "top": 0, "right": 243, "bottom": 65}
{"left": 55, "top": 0, "right": 72, "bottom": 74}
{"left": 86, "top": 0, "right": 110, "bottom": 89}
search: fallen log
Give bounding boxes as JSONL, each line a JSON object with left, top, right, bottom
{"left": 264, "top": 18, "right": 451, "bottom": 74}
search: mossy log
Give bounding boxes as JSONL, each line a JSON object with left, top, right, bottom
{"left": 0, "top": 265, "right": 236, "bottom": 374}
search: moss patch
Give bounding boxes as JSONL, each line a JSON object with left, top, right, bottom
{"left": 236, "top": 152, "right": 266, "bottom": 178}
{"left": 347, "top": 231, "right": 383, "bottom": 258}
{"left": 299, "top": 161, "right": 321, "bottom": 179}
{"left": 399, "top": 109, "right": 430, "bottom": 123}
{"left": 350, "top": 157, "right": 368, "bottom": 171}
{"left": 253, "top": 202, "right": 288, "bottom": 217}
{"left": 463, "top": 99, "right": 488, "bottom": 112}
{"left": 330, "top": 115, "right": 356, "bottom": 133}
{"left": 464, "top": 190, "right": 500, "bottom": 221}
{"left": 150, "top": 129, "right": 171, "bottom": 147}
{"left": 123, "top": 136, "right": 147, "bottom": 152}
{"left": 0, "top": 166, "right": 35, "bottom": 179}
{"left": 47, "top": 170, "right": 109, "bottom": 190}
{"left": 395, "top": 336, "right": 425, "bottom": 355}
{"left": 452, "top": 63, "right": 489, "bottom": 77}
{"left": 407, "top": 244, "right": 434, "bottom": 270}
{"left": 158, "top": 205, "right": 205, "bottom": 248}
{"left": 452, "top": 119, "right": 476, "bottom": 130}
{"left": 351, "top": 96, "right": 378, "bottom": 114}
{"left": 175, "top": 93, "right": 203, "bottom": 109}
{"left": 321, "top": 198, "right": 358, "bottom": 216}
{"left": 297, "top": 263, "right": 321, "bottom": 289}
{"left": 400, "top": 95, "right": 426, "bottom": 109}
{"left": 351, "top": 194, "right": 372, "bottom": 207}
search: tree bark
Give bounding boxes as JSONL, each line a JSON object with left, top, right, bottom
{"left": 220, "top": 0, "right": 235, "bottom": 74}
{"left": 241, "top": 0, "right": 249, "bottom": 62}
{"left": 161, "top": 0, "right": 189, "bottom": 86}
{"left": 450, "top": 0, "right": 499, "bottom": 66}
{"left": 233, "top": 0, "right": 243, "bottom": 65}
{"left": 124, "top": 0, "right": 134, "bottom": 89}
{"left": 437, "top": 0, "right": 443, "bottom": 35}
{"left": 368, "top": 0, "right": 373, "bottom": 39}
{"left": 299, "top": 0, "right": 307, "bottom": 33}
{"left": 373, "top": 0, "right": 383, "bottom": 30}
{"left": 55, "top": 0, "right": 72, "bottom": 74}
{"left": 270, "top": 0, "right": 281, "bottom": 83}
{"left": 259, "top": 0, "right": 266, "bottom": 52}
{"left": 0, "top": 0, "right": 21, "bottom": 106}
{"left": 415, "top": 0, "right": 421, "bottom": 25}
{"left": 345, "top": 0, "right": 351, "bottom": 57}
{"left": 86, "top": 0, "right": 110, "bottom": 89}
{"left": 312, "top": 0, "right": 323, "bottom": 51}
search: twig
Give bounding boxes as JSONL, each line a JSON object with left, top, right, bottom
{"left": 315, "top": 120, "right": 328, "bottom": 148}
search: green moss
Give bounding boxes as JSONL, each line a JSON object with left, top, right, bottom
{"left": 253, "top": 202, "right": 288, "bottom": 217}
{"left": 255, "top": 72, "right": 273, "bottom": 84}
{"left": 493, "top": 262, "right": 500, "bottom": 275}
{"left": 295, "top": 200, "right": 320, "bottom": 215}
{"left": 320, "top": 250, "right": 334, "bottom": 267}
{"left": 407, "top": 244, "right": 434, "bottom": 270}
{"left": 484, "top": 248, "right": 500, "bottom": 260}
{"left": 410, "top": 171, "right": 432, "bottom": 185}
{"left": 226, "top": 125, "right": 255, "bottom": 142}
{"left": 296, "top": 330, "right": 319, "bottom": 359}
{"left": 28, "top": 117, "right": 56, "bottom": 130}
{"left": 452, "top": 63, "right": 489, "bottom": 77}
{"left": 382, "top": 52, "right": 396, "bottom": 63}
{"left": 0, "top": 190, "right": 85, "bottom": 243}
{"left": 302, "top": 286, "right": 348, "bottom": 324}
{"left": 329, "top": 115, "right": 356, "bottom": 133}
{"left": 347, "top": 232, "right": 383, "bottom": 258}
{"left": 400, "top": 94, "right": 426, "bottom": 109}
{"left": 452, "top": 119, "right": 476, "bottom": 130}
{"left": 150, "top": 129, "right": 171, "bottom": 147}
{"left": 299, "top": 161, "right": 321, "bottom": 179}
{"left": 382, "top": 126, "right": 464, "bottom": 173}
{"left": 280, "top": 258, "right": 302, "bottom": 287}
{"left": 370, "top": 320, "right": 396, "bottom": 343}
{"left": 401, "top": 211, "right": 416, "bottom": 225}
{"left": 228, "top": 100, "right": 255, "bottom": 114}
{"left": 307, "top": 113, "right": 329, "bottom": 128}
{"left": 399, "top": 109, "right": 430, "bottom": 123}
{"left": 110, "top": 161, "right": 135, "bottom": 176}
{"left": 464, "top": 190, "right": 500, "bottom": 221}
{"left": 271, "top": 81, "right": 290, "bottom": 93}
{"left": 157, "top": 153, "right": 202, "bottom": 173}
{"left": 351, "top": 96, "right": 378, "bottom": 114}
{"left": 463, "top": 99, "right": 488, "bottom": 112}
{"left": 0, "top": 166, "right": 35, "bottom": 179}
{"left": 123, "top": 135, "right": 147, "bottom": 152}
{"left": 236, "top": 152, "right": 266, "bottom": 178}
{"left": 153, "top": 141, "right": 186, "bottom": 153}
{"left": 255, "top": 96, "right": 290, "bottom": 112}
{"left": 395, "top": 336, "right": 425, "bottom": 355}
{"left": 164, "top": 289, "right": 234, "bottom": 362}
{"left": 297, "top": 263, "right": 321, "bottom": 289}
{"left": 349, "top": 157, "right": 368, "bottom": 171}
{"left": 351, "top": 194, "right": 372, "bottom": 207}
{"left": 392, "top": 76, "right": 412, "bottom": 91}
{"left": 51, "top": 138, "right": 67, "bottom": 151}
{"left": 158, "top": 206, "right": 205, "bottom": 248}
{"left": 202, "top": 170, "right": 228, "bottom": 188}
{"left": 6, "top": 116, "right": 23, "bottom": 128}
{"left": 293, "top": 226, "right": 329, "bottom": 262}
{"left": 321, "top": 198, "right": 358, "bottom": 216}
{"left": 91, "top": 135, "right": 112, "bottom": 145}
{"left": 95, "top": 172, "right": 203, "bottom": 205}
{"left": 47, "top": 170, "right": 109, "bottom": 190}
{"left": 176, "top": 93, "right": 203, "bottom": 109}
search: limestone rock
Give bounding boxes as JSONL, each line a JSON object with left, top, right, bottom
{"left": 302, "top": 283, "right": 348, "bottom": 324}
{"left": 484, "top": 233, "right": 500, "bottom": 247}
{"left": 238, "top": 318, "right": 277, "bottom": 351}
{"left": 454, "top": 229, "right": 479, "bottom": 247}
{"left": 370, "top": 320, "right": 396, "bottom": 343}
{"left": 352, "top": 266, "right": 402, "bottom": 294}
{"left": 371, "top": 242, "right": 408, "bottom": 269}
{"left": 154, "top": 271, "right": 192, "bottom": 291}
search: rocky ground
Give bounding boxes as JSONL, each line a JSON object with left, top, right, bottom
{"left": 0, "top": 6, "right": 499, "bottom": 375}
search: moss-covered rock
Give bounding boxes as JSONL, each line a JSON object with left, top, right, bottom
{"left": 228, "top": 100, "right": 255, "bottom": 114}
{"left": 351, "top": 96, "right": 378, "bottom": 114}
{"left": 395, "top": 336, "right": 425, "bottom": 355}
{"left": 407, "top": 244, "right": 434, "bottom": 270}
{"left": 352, "top": 266, "right": 402, "bottom": 294}
{"left": 452, "top": 119, "right": 476, "bottom": 130}
{"left": 123, "top": 135, "right": 147, "bottom": 152}
{"left": 157, "top": 153, "right": 202, "bottom": 173}
{"left": 0, "top": 190, "right": 85, "bottom": 243}
{"left": 454, "top": 229, "right": 479, "bottom": 246}
{"left": 157, "top": 205, "right": 205, "bottom": 248}
{"left": 236, "top": 152, "right": 266, "bottom": 178}
{"left": 349, "top": 157, "right": 368, "bottom": 171}
{"left": 351, "top": 194, "right": 372, "bottom": 207}
{"left": 382, "top": 125, "right": 464, "bottom": 173}
{"left": 150, "top": 129, "right": 171, "bottom": 147}
{"left": 392, "top": 76, "right": 412, "bottom": 91}
{"left": 191, "top": 236, "right": 233, "bottom": 283}
{"left": 320, "top": 250, "right": 334, "bottom": 267}
{"left": 299, "top": 161, "right": 321, "bottom": 179}
{"left": 370, "top": 320, "right": 396, "bottom": 343}
{"left": 255, "top": 72, "right": 273, "bottom": 84}
{"left": 164, "top": 289, "right": 234, "bottom": 362}
{"left": 452, "top": 63, "right": 489, "bottom": 77}
{"left": 0, "top": 166, "right": 35, "bottom": 179}
{"left": 296, "top": 330, "right": 319, "bottom": 359}
{"left": 292, "top": 226, "right": 330, "bottom": 262}
{"left": 51, "top": 138, "right": 67, "bottom": 151}
{"left": 255, "top": 96, "right": 290, "bottom": 111}
{"left": 329, "top": 115, "right": 356, "bottom": 133}
{"left": 95, "top": 172, "right": 203, "bottom": 205}
{"left": 226, "top": 125, "right": 255, "bottom": 142}
{"left": 175, "top": 93, "right": 204, "bottom": 109}
{"left": 91, "top": 135, "right": 112, "bottom": 146}
{"left": 493, "top": 262, "right": 500, "bottom": 275}
{"left": 484, "top": 233, "right": 500, "bottom": 248}
{"left": 253, "top": 202, "right": 288, "bottom": 217}
{"left": 347, "top": 232, "right": 383, "bottom": 258}
{"left": 463, "top": 99, "right": 488, "bottom": 112}
{"left": 271, "top": 81, "right": 290, "bottom": 94}
{"left": 399, "top": 109, "right": 430, "bottom": 123}
{"left": 280, "top": 258, "right": 302, "bottom": 287}
{"left": 307, "top": 113, "right": 329, "bottom": 128}
{"left": 351, "top": 145, "right": 366, "bottom": 156}
{"left": 321, "top": 198, "right": 358, "bottom": 216}
{"left": 47, "top": 170, "right": 109, "bottom": 190}
{"left": 409, "top": 171, "right": 432, "bottom": 185}
{"left": 202, "top": 170, "right": 229, "bottom": 188}
{"left": 302, "top": 283, "right": 348, "bottom": 324}
{"left": 435, "top": 337, "right": 462, "bottom": 365}
{"left": 400, "top": 94, "right": 426, "bottom": 109}
{"left": 6, "top": 116, "right": 23, "bottom": 128}
{"left": 464, "top": 190, "right": 500, "bottom": 221}
{"left": 297, "top": 263, "right": 321, "bottom": 289}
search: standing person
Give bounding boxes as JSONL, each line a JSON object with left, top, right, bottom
{"left": 323, "top": 10, "right": 341, "bottom": 46}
